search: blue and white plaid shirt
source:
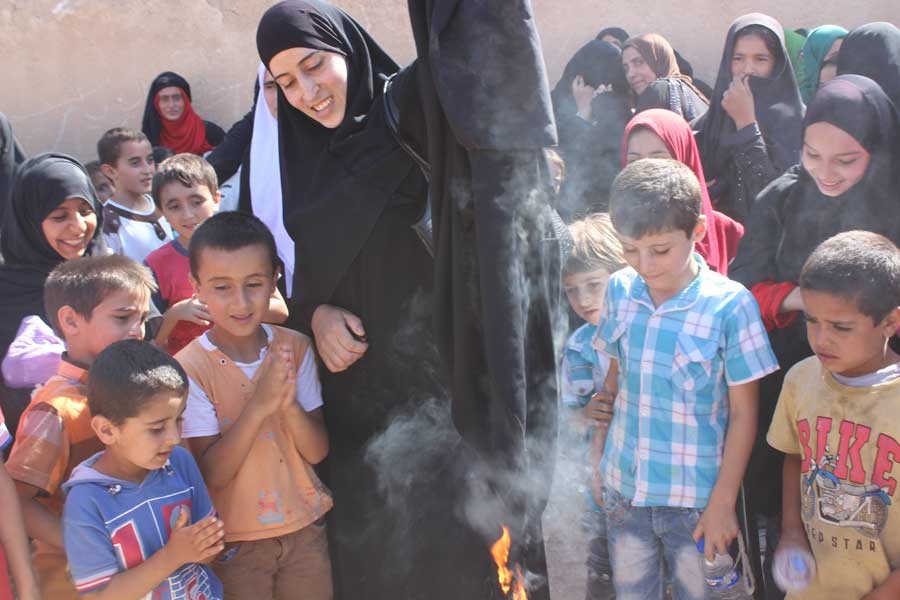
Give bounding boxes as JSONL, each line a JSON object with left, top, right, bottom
{"left": 561, "top": 323, "right": 611, "bottom": 410}
{"left": 596, "top": 255, "right": 778, "bottom": 508}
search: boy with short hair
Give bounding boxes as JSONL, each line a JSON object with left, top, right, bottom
{"left": 6, "top": 255, "right": 156, "bottom": 599}
{"left": 62, "top": 339, "right": 225, "bottom": 599}
{"left": 97, "top": 127, "right": 173, "bottom": 262}
{"left": 596, "top": 159, "right": 778, "bottom": 599}
{"left": 177, "top": 212, "right": 333, "bottom": 600}
{"left": 147, "top": 153, "right": 288, "bottom": 355}
{"left": 769, "top": 231, "right": 900, "bottom": 600}
{"left": 84, "top": 161, "right": 115, "bottom": 204}
{"left": 560, "top": 213, "right": 626, "bottom": 600}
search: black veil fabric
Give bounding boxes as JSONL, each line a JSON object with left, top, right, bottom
{"left": 0, "top": 153, "right": 105, "bottom": 363}
{"left": 0, "top": 112, "right": 25, "bottom": 228}
{"left": 141, "top": 72, "right": 192, "bottom": 146}
{"left": 836, "top": 22, "right": 900, "bottom": 110}
{"left": 694, "top": 13, "right": 805, "bottom": 182}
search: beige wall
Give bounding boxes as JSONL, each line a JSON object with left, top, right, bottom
{"left": 1, "top": 1, "right": 897, "bottom": 162}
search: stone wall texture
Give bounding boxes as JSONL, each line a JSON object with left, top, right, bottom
{"left": 1, "top": 0, "right": 897, "bottom": 161}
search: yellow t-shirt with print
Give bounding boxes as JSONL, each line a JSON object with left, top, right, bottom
{"left": 768, "top": 356, "right": 900, "bottom": 600}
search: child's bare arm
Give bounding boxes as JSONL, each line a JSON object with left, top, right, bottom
{"left": 0, "top": 468, "right": 40, "bottom": 600}
{"left": 281, "top": 406, "right": 329, "bottom": 465}
{"left": 153, "top": 298, "right": 212, "bottom": 348}
{"left": 264, "top": 288, "right": 289, "bottom": 324}
{"left": 15, "top": 480, "right": 64, "bottom": 550}
{"left": 81, "top": 510, "right": 223, "bottom": 600}
{"left": 778, "top": 454, "right": 808, "bottom": 546}
{"left": 693, "top": 379, "right": 758, "bottom": 559}
{"left": 187, "top": 347, "right": 293, "bottom": 489}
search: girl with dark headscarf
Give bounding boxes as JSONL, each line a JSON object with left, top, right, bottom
{"left": 799, "top": 25, "right": 848, "bottom": 103}
{"left": 622, "top": 109, "right": 744, "bottom": 275}
{"left": 694, "top": 13, "right": 806, "bottom": 224}
{"left": 0, "top": 112, "right": 25, "bottom": 226}
{"left": 730, "top": 74, "right": 900, "bottom": 529}
{"left": 621, "top": 33, "right": 709, "bottom": 121}
{"left": 141, "top": 72, "right": 225, "bottom": 155}
{"left": 0, "top": 154, "right": 106, "bottom": 436}
{"left": 836, "top": 22, "right": 900, "bottom": 109}
{"left": 551, "top": 40, "right": 630, "bottom": 218}
{"left": 252, "top": 2, "right": 561, "bottom": 599}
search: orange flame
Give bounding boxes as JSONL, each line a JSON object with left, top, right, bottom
{"left": 490, "top": 526, "right": 528, "bottom": 599}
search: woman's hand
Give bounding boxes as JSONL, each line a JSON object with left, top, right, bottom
{"left": 311, "top": 305, "right": 368, "bottom": 373}
{"left": 572, "top": 75, "right": 596, "bottom": 121}
{"left": 722, "top": 75, "right": 757, "bottom": 130}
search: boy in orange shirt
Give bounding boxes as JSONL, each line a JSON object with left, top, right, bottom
{"left": 177, "top": 212, "right": 332, "bottom": 600}
{"left": 6, "top": 255, "right": 155, "bottom": 599}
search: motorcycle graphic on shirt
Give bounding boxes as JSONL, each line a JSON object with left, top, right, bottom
{"left": 801, "top": 448, "right": 892, "bottom": 538}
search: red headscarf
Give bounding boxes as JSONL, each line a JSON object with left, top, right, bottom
{"left": 621, "top": 109, "right": 743, "bottom": 275}
{"left": 155, "top": 89, "right": 213, "bottom": 155}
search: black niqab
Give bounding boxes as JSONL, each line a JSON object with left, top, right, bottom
{"left": 836, "top": 22, "right": 900, "bottom": 110}
{"left": 141, "top": 71, "right": 192, "bottom": 146}
{"left": 695, "top": 13, "right": 805, "bottom": 181}
{"left": 0, "top": 153, "right": 105, "bottom": 363}
{"left": 596, "top": 27, "right": 628, "bottom": 44}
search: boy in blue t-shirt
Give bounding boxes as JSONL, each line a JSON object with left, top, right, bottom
{"left": 62, "top": 340, "right": 224, "bottom": 599}
{"left": 595, "top": 160, "right": 778, "bottom": 600}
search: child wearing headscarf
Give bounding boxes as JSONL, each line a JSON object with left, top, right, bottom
{"left": 141, "top": 72, "right": 225, "bottom": 155}
{"left": 694, "top": 13, "right": 806, "bottom": 224}
{"left": 799, "top": 25, "right": 848, "bottom": 103}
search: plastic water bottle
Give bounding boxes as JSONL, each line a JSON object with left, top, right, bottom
{"left": 696, "top": 539, "right": 752, "bottom": 600}
{"left": 772, "top": 547, "right": 816, "bottom": 593}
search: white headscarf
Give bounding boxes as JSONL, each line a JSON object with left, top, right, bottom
{"left": 250, "top": 62, "right": 295, "bottom": 297}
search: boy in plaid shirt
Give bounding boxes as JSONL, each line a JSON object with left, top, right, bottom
{"left": 594, "top": 160, "right": 778, "bottom": 600}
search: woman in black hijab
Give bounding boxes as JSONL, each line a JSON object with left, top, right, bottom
{"left": 141, "top": 71, "right": 225, "bottom": 154}
{"left": 0, "top": 154, "right": 105, "bottom": 436}
{"left": 694, "top": 13, "right": 805, "bottom": 224}
{"left": 836, "top": 22, "right": 900, "bottom": 109}
{"left": 730, "top": 75, "right": 900, "bottom": 577}
{"left": 551, "top": 40, "right": 630, "bottom": 218}
{"left": 0, "top": 112, "right": 25, "bottom": 226}
{"left": 256, "top": 1, "right": 561, "bottom": 599}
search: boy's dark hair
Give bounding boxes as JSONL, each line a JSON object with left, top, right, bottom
{"left": 152, "top": 153, "right": 219, "bottom": 208}
{"left": 84, "top": 160, "right": 103, "bottom": 178}
{"left": 153, "top": 146, "right": 175, "bottom": 166}
{"left": 799, "top": 230, "right": 900, "bottom": 324}
{"left": 97, "top": 127, "right": 149, "bottom": 167}
{"left": 189, "top": 211, "right": 278, "bottom": 278}
{"left": 88, "top": 339, "right": 188, "bottom": 425}
{"left": 44, "top": 255, "right": 157, "bottom": 338}
{"left": 609, "top": 158, "right": 702, "bottom": 239}
{"left": 564, "top": 213, "right": 627, "bottom": 276}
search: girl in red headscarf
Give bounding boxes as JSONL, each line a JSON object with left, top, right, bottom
{"left": 141, "top": 71, "right": 225, "bottom": 155}
{"left": 621, "top": 108, "right": 744, "bottom": 274}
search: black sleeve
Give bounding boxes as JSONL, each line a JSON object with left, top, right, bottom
{"left": 204, "top": 121, "right": 226, "bottom": 147}
{"left": 723, "top": 122, "right": 784, "bottom": 219}
{"left": 205, "top": 111, "right": 254, "bottom": 184}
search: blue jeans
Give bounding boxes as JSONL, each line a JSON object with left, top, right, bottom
{"left": 603, "top": 488, "right": 708, "bottom": 600}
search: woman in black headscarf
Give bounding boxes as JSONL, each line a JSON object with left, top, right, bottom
{"left": 0, "top": 112, "right": 25, "bottom": 226}
{"left": 694, "top": 13, "right": 805, "bottom": 224}
{"left": 0, "top": 154, "right": 106, "bottom": 436}
{"left": 551, "top": 40, "right": 630, "bottom": 218}
{"left": 730, "top": 74, "right": 900, "bottom": 549}
{"left": 256, "top": 1, "right": 561, "bottom": 599}
{"left": 836, "top": 22, "right": 900, "bottom": 109}
{"left": 141, "top": 72, "right": 225, "bottom": 155}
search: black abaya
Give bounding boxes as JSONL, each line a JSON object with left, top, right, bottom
{"left": 0, "top": 112, "right": 25, "bottom": 228}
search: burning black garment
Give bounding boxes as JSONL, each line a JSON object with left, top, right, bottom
{"left": 551, "top": 40, "right": 630, "bottom": 218}
{"left": 256, "top": 1, "right": 561, "bottom": 598}
{"left": 730, "top": 74, "right": 900, "bottom": 516}
{"left": 694, "top": 13, "right": 805, "bottom": 224}
{"left": 0, "top": 112, "right": 25, "bottom": 228}
{"left": 837, "top": 22, "right": 900, "bottom": 110}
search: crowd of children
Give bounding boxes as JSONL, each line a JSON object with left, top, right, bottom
{"left": 0, "top": 3, "right": 898, "bottom": 600}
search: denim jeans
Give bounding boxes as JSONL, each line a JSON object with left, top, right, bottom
{"left": 584, "top": 501, "right": 616, "bottom": 600}
{"left": 603, "top": 488, "right": 708, "bottom": 600}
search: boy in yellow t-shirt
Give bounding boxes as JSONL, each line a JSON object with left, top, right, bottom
{"left": 768, "top": 231, "right": 900, "bottom": 600}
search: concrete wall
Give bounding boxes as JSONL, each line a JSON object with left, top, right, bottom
{"left": 1, "top": 0, "right": 897, "bottom": 162}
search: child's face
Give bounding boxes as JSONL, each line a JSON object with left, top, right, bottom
{"left": 731, "top": 33, "right": 775, "bottom": 80}
{"left": 41, "top": 197, "right": 97, "bottom": 260}
{"left": 191, "top": 244, "right": 277, "bottom": 340}
{"left": 802, "top": 121, "right": 871, "bottom": 198}
{"left": 564, "top": 269, "right": 610, "bottom": 325}
{"left": 158, "top": 182, "right": 220, "bottom": 244}
{"left": 802, "top": 289, "right": 899, "bottom": 377}
{"left": 69, "top": 288, "right": 150, "bottom": 362}
{"left": 618, "top": 222, "right": 705, "bottom": 299}
{"left": 99, "top": 392, "right": 186, "bottom": 477}
{"left": 626, "top": 128, "right": 672, "bottom": 164}
{"left": 109, "top": 140, "right": 155, "bottom": 196}
{"left": 90, "top": 171, "right": 115, "bottom": 203}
